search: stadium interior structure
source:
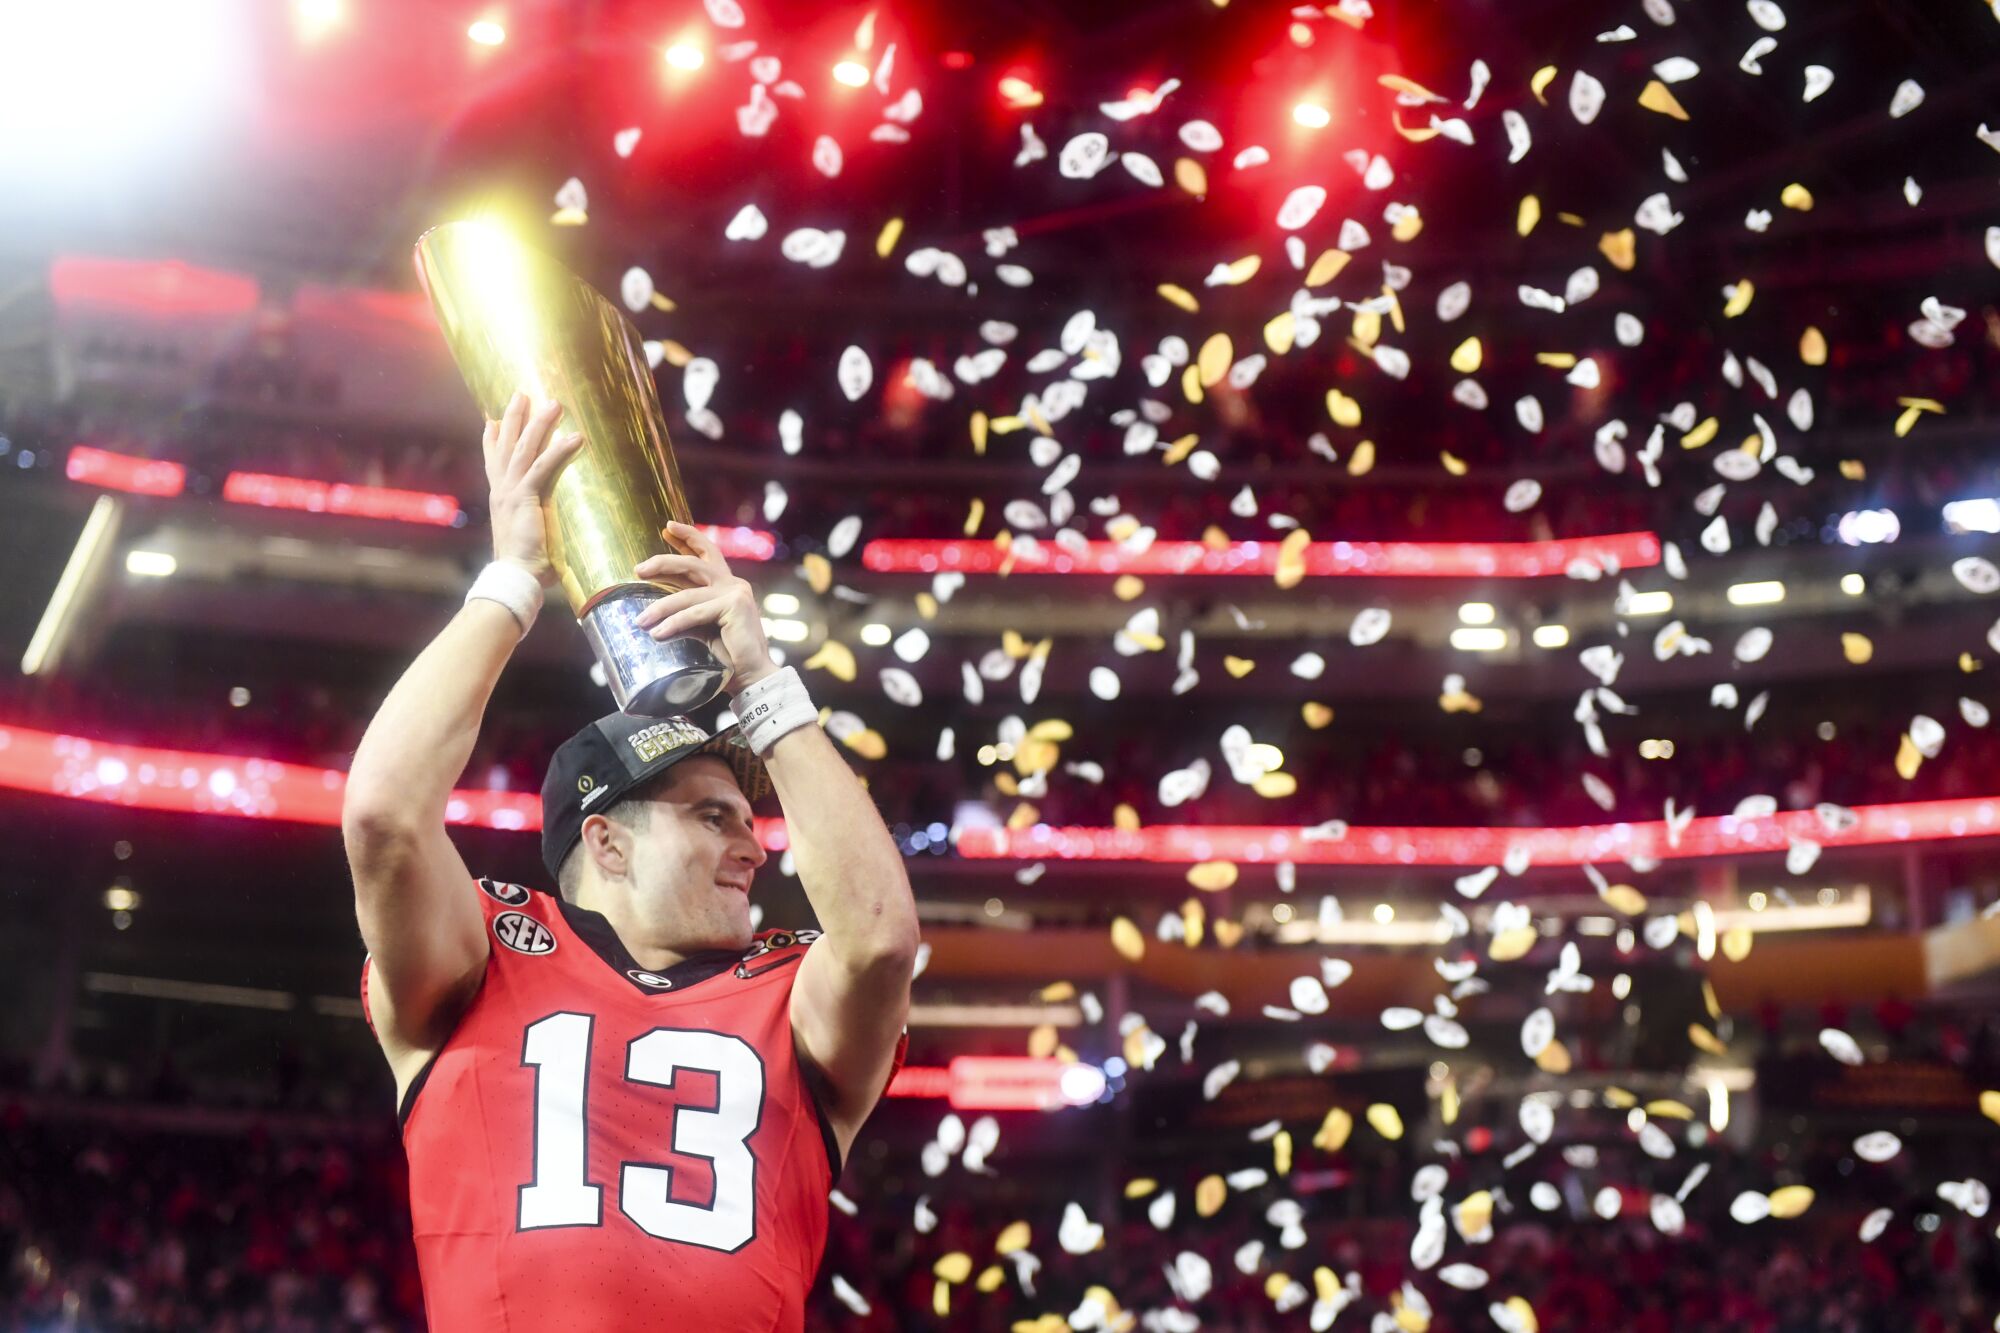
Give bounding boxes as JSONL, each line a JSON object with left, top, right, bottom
{"left": 6, "top": 0, "right": 2000, "bottom": 1329}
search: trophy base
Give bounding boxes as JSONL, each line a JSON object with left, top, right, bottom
{"left": 579, "top": 593, "right": 730, "bottom": 717}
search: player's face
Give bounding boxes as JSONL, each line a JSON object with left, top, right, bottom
{"left": 626, "top": 756, "right": 766, "bottom": 951}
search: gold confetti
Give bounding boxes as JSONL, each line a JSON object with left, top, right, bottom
{"left": 1264, "top": 310, "right": 1297, "bottom": 355}
{"left": 1274, "top": 1129, "right": 1293, "bottom": 1175}
{"left": 842, "top": 729, "right": 886, "bottom": 760}
{"left": 989, "top": 414, "right": 1026, "bottom": 434}
{"left": 1157, "top": 283, "right": 1199, "bottom": 313}
{"left": 934, "top": 1252, "right": 973, "bottom": 1284}
{"left": 875, "top": 216, "right": 904, "bottom": 258}
{"left": 1895, "top": 733, "right": 1922, "bottom": 780}
{"left": 1723, "top": 280, "right": 1755, "bottom": 318}
{"left": 550, "top": 206, "right": 587, "bottom": 227}
{"left": 976, "top": 1266, "right": 1005, "bottom": 1294}
{"left": 1440, "top": 451, "right": 1468, "bottom": 477}
{"left": 1456, "top": 1190, "right": 1494, "bottom": 1237}
{"left": 1275, "top": 529, "right": 1310, "bottom": 589}
{"left": 1962, "top": 653, "right": 1982, "bottom": 673}
{"left": 1703, "top": 979, "right": 1721, "bottom": 1020}
{"left": 1187, "top": 860, "right": 1239, "bottom": 892}
{"left": 1114, "top": 802, "right": 1142, "bottom": 830}
{"left": 1980, "top": 1090, "right": 2000, "bottom": 1125}
{"left": 1599, "top": 228, "right": 1636, "bottom": 271}
{"left": 1840, "top": 459, "right": 1866, "bottom": 480}
{"left": 1350, "top": 306, "right": 1382, "bottom": 348}
{"left": 1347, "top": 439, "right": 1375, "bottom": 475}
{"left": 1391, "top": 208, "right": 1423, "bottom": 243}
{"left": 1681, "top": 416, "right": 1719, "bottom": 449}
{"left": 995, "top": 1221, "right": 1032, "bottom": 1255}
{"left": 933, "top": 1279, "right": 949, "bottom": 1317}
{"left": 1039, "top": 980, "right": 1076, "bottom": 1001}
{"left": 1780, "top": 182, "right": 1814, "bottom": 211}
{"left": 1638, "top": 79, "right": 1689, "bottom": 119}
{"left": 1535, "top": 351, "right": 1578, "bottom": 369}
{"left": 1180, "top": 897, "right": 1205, "bottom": 947}
{"left": 916, "top": 591, "right": 937, "bottom": 619}
{"left": 647, "top": 292, "right": 677, "bottom": 312}
{"left": 1366, "top": 1103, "right": 1404, "bottom": 1140}
{"left": 1213, "top": 918, "right": 1244, "bottom": 947}
{"left": 1313, "top": 1106, "right": 1353, "bottom": 1152}
{"left": 1534, "top": 1040, "right": 1572, "bottom": 1074}
{"left": 1001, "top": 629, "right": 1031, "bottom": 658}
{"left": 1198, "top": 333, "right": 1233, "bottom": 387}
{"left": 658, "top": 339, "right": 694, "bottom": 367}
{"left": 1026, "top": 718, "right": 1073, "bottom": 742}
{"left": 1027, "top": 1024, "right": 1057, "bottom": 1058}
{"left": 1378, "top": 72, "right": 1444, "bottom": 101}
{"left": 1605, "top": 1087, "right": 1637, "bottom": 1109}
{"left": 1302, "top": 701, "right": 1334, "bottom": 729}
{"left": 1800, "top": 327, "right": 1827, "bottom": 365}
{"left": 1326, "top": 389, "right": 1361, "bottom": 427}
{"left": 1223, "top": 655, "right": 1256, "bottom": 678}
{"left": 1004, "top": 800, "right": 1038, "bottom": 827}
{"left": 1490, "top": 926, "right": 1537, "bottom": 961}
{"left": 1113, "top": 574, "right": 1145, "bottom": 601}
{"left": 1162, "top": 432, "right": 1199, "bottom": 466}
{"left": 1689, "top": 1023, "right": 1728, "bottom": 1055}
{"left": 1195, "top": 1174, "right": 1227, "bottom": 1217}
{"left": 1517, "top": 194, "right": 1541, "bottom": 237}
{"left": 1174, "top": 157, "right": 1207, "bottom": 196}
{"left": 963, "top": 497, "right": 985, "bottom": 535}
{"left": 1721, "top": 926, "right": 1753, "bottom": 962}
{"left": 1646, "top": 1099, "right": 1694, "bottom": 1120}
{"left": 1450, "top": 337, "right": 1483, "bottom": 373}
{"left": 1306, "top": 248, "right": 1352, "bottom": 286}
{"left": 1110, "top": 916, "right": 1145, "bottom": 960}
{"left": 1600, "top": 884, "right": 1648, "bottom": 915}
{"left": 802, "top": 551, "right": 832, "bottom": 593}
{"left": 1767, "top": 1186, "right": 1815, "bottom": 1219}
{"left": 1498, "top": 1297, "right": 1539, "bottom": 1333}
{"left": 1530, "top": 65, "right": 1558, "bottom": 102}
{"left": 1122, "top": 1178, "right": 1157, "bottom": 1198}
{"left": 1253, "top": 771, "right": 1298, "bottom": 798}
{"left": 1315, "top": 1268, "right": 1341, "bottom": 1304}
{"left": 1842, "top": 633, "right": 1873, "bottom": 664}
{"left": 803, "top": 639, "right": 857, "bottom": 682}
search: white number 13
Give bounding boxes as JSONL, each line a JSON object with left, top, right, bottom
{"left": 517, "top": 1012, "right": 765, "bottom": 1252}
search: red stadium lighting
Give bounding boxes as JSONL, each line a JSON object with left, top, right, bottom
{"left": 467, "top": 18, "right": 505, "bottom": 46}
{"left": 1293, "top": 101, "right": 1332, "bottom": 129}
{"left": 293, "top": 0, "right": 343, "bottom": 41}
{"left": 832, "top": 59, "right": 870, "bottom": 87}
{"left": 664, "top": 41, "right": 704, "bottom": 70}
{"left": 65, "top": 446, "right": 185, "bottom": 498}
{"left": 222, "top": 472, "right": 462, "bottom": 527}
{"left": 860, "top": 532, "right": 1661, "bottom": 580}
{"left": 886, "top": 1058, "right": 1100, "bottom": 1109}
{"left": 941, "top": 50, "right": 972, "bottom": 70}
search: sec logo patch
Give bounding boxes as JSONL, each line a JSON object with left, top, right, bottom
{"left": 494, "top": 911, "right": 556, "bottom": 955}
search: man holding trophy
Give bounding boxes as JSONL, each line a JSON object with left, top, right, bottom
{"left": 340, "top": 223, "right": 918, "bottom": 1329}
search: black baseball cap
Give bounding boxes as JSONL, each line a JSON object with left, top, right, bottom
{"left": 540, "top": 712, "right": 771, "bottom": 883}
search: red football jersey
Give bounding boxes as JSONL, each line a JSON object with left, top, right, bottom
{"left": 360, "top": 877, "right": 904, "bottom": 1331}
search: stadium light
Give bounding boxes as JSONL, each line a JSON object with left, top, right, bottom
{"left": 763, "top": 618, "right": 810, "bottom": 643}
{"left": 294, "top": 0, "right": 342, "bottom": 39}
{"left": 1836, "top": 509, "right": 1899, "bottom": 545}
{"left": 1621, "top": 589, "right": 1673, "bottom": 616}
{"left": 1943, "top": 499, "right": 2000, "bottom": 535}
{"left": 125, "top": 550, "right": 176, "bottom": 577}
{"left": 1458, "top": 602, "right": 1495, "bottom": 625}
{"left": 664, "top": 41, "right": 704, "bottom": 70}
{"left": 1532, "top": 624, "right": 1570, "bottom": 648}
{"left": 66, "top": 446, "right": 185, "bottom": 498}
{"left": 1293, "top": 102, "right": 1332, "bottom": 128}
{"left": 1726, "top": 580, "right": 1785, "bottom": 606}
{"left": 1450, "top": 627, "right": 1507, "bottom": 652}
{"left": 859, "top": 622, "right": 893, "bottom": 646}
{"left": 833, "top": 59, "right": 870, "bottom": 87}
{"left": 1840, "top": 573, "right": 1865, "bottom": 596}
{"left": 762, "top": 591, "right": 801, "bottom": 615}
{"left": 467, "top": 18, "right": 505, "bottom": 46}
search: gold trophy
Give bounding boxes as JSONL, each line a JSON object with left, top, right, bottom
{"left": 413, "top": 220, "right": 730, "bottom": 716}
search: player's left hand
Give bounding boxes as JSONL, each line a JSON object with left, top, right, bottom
{"left": 632, "top": 522, "right": 779, "bottom": 694}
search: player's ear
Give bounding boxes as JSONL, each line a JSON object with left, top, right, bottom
{"left": 581, "top": 813, "right": 629, "bottom": 880}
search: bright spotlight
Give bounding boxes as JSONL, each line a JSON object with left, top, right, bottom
{"left": 1293, "top": 102, "right": 1332, "bottom": 128}
{"left": 295, "top": 0, "right": 343, "bottom": 39}
{"left": 833, "top": 59, "right": 871, "bottom": 87}
{"left": 1450, "top": 627, "right": 1507, "bottom": 652}
{"left": 1621, "top": 589, "right": 1674, "bottom": 616}
{"left": 762, "top": 618, "right": 810, "bottom": 643}
{"left": 1458, "top": 602, "right": 1495, "bottom": 625}
{"left": 859, "top": 622, "right": 893, "bottom": 647}
{"left": 1836, "top": 509, "right": 1899, "bottom": 545}
{"left": 1372, "top": 902, "right": 1395, "bottom": 924}
{"left": 1058, "top": 1063, "right": 1107, "bottom": 1106}
{"left": 1726, "top": 580, "right": 1785, "bottom": 607}
{"left": 1943, "top": 498, "right": 2000, "bottom": 535}
{"left": 1840, "top": 573, "right": 1865, "bottom": 596}
{"left": 664, "top": 42, "right": 704, "bottom": 70}
{"left": 468, "top": 18, "right": 506, "bottom": 46}
{"left": 125, "top": 550, "right": 176, "bottom": 577}
{"left": 762, "top": 591, "right": 801, "bottom": 616}
{"left": 1532, "top": 624, "right": 1570, "bottom": 649}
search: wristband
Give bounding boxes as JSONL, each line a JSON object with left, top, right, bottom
{"left": 465, "top": 561, "right": 544, "bottom": 634}
{"left": 733, "top": 666, "right": 816, "bottom": 756}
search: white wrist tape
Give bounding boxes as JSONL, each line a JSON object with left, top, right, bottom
{"left": 465, "top": 561, "right": 543, "bottom": 634}
{"left": 733, "top": 666, "right": 816, "bottom": 756}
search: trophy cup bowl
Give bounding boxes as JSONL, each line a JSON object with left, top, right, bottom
{"left": 413, "top": 220, "right": 729, "bottom": 717}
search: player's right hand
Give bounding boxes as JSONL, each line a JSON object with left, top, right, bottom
{"left": 483, "top": 391, "right": 586, "bottom": 586}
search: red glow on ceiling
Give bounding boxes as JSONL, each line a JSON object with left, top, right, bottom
{"left": 66, "top": 446, "right": 186, "bottom": 498}
{"left": 885, "top": 1057, "right": 1085, "bottom": 1109}
{"left": 223, "top": 471, "right": 462, "bottom": 526}
{"left": 861, "top": 532, "right": 1661, "bottom": 579}
{"left": 941, "top": 50, "right": 972, "bottom": 69}
{"left": 51, "top": 257, "right": 259, "bottom": 319}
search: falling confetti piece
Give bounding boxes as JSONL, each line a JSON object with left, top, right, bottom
{"left": 1110, "top": 917, "right": 1145, "bottom": 961}
{"left": 1366, "top": 1103, "right": 1405, "bottom": 1140}
{"left": 1638, "top": 80, "right": 1689, "bottom": 119}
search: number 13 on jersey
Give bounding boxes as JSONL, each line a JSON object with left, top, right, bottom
{"left": 516, "top": 1012, "right": 766, "bottom": 1251}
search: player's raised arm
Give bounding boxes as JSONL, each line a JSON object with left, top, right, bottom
{"left": 632, "top": 525, "right": 921, "bottom": 1137}
{"left": 344, "top": 392, "right": 585, "bottom": 1055}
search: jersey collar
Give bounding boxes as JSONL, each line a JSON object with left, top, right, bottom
{"left": 554, "top": 898, "right": 745, "bottom": 996}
